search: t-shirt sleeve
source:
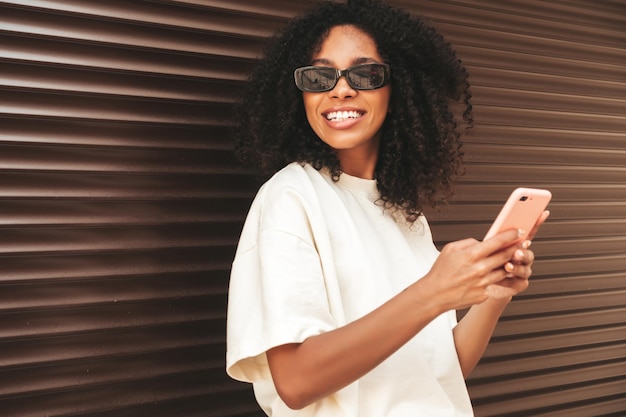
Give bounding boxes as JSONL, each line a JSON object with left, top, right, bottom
{"left": 226, "top": 181, "right": 337, "bottom": 383}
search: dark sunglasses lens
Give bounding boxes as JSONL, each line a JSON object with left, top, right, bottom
{"left": 297, "top": 67, "right": 337, "bottom": 91}
{"left": 347, "top": 64, "right": 386, "bottom": 89}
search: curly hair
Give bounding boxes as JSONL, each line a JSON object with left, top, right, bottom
{"left": 234, "top": 0, "right": 472, "bottom": 223}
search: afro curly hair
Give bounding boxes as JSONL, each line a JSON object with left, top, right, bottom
{"left": 234, "top": 0, "right": 473, "bottom": 223}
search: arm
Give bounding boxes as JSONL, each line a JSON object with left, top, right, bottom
{"left": 267, "top": 279, "right": 442, "bottom": 410}
{"left": 453, "top": 296, "right": 510, "bottom": 378}
{"left": 268, "top": 228, "right": 527, "bottom": 409}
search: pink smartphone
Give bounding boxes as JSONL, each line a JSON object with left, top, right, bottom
{"left": 484, "top": 187, "right": 552, "bottom": 241}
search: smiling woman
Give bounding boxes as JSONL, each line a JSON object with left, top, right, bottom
{"left": 226, "top": 0, "right": 549, "bottom": 416}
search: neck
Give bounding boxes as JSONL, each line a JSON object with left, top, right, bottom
{"left": 340, "top": 159, "right": 377, "bottom": 179}
{"left": 336, "top": 134, "right": 380, "bottom": 179}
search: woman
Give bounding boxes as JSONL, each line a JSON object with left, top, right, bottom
{"left": 226, "top": 1, "right": 549, "bottom": 416}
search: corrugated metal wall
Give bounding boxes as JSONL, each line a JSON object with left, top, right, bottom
{"left": 0, "top": 0, "right": 624, "bottom": 416}
{"left": 0, "top": 0, "right": 262, "bottom": 415}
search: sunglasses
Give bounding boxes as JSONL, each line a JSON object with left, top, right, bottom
{"left": 294, "top": 63, "right": 391, "bottom": 92}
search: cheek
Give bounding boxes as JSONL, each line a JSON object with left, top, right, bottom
{"left": 380, "top": 89, "right": 391, "bottom": 114}
{"left": 371, "top": 92, "right": 391, "bottom": 125}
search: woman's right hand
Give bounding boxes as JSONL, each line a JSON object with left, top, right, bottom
{"left": 417, "top": 228, "right": 524, "bottom": 313}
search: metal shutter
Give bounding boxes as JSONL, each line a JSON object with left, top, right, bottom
{"left": 0, "top": 0, "right": 284, "bottom": 415}
{"left": 1, "top": 1, "right": 625, "bottom": 417}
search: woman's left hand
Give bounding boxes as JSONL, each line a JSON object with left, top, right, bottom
{"left": 487, "top": 210, "right": 550, "bottom": 300}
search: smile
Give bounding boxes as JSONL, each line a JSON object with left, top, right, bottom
{"left": 324, "top": 110, "right": 364, "bottom": 122}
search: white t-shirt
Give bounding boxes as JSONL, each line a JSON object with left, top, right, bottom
{"left": 227, "top": 162, "right": 473, "bottom": 417}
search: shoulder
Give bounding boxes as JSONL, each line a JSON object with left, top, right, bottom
{"left": 262, "top": 162, "right": 322, "bottom": 189}
{"left": 244, "top": 162, "right": 329, "bottom": 235}
{"left": 255, "top": 162, "right": 327, "bottom": 205}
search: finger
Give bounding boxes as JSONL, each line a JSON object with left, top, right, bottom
{"left": 477, "top": 233, "right": 524, "bottom": 276}
{"left": 504, "top": 255, "right": 533, "bottom": 278}
{"left": 445, "top": 237, "right": 479, "bottom": 252}
{"left": 512, "top": 248, "right": 534, "bottom": 265}
{"left": 488, "top": 275, "right": 530, "bottom": 296}
{"left": 481, "top": 228, "right": 525, "bottom": 256}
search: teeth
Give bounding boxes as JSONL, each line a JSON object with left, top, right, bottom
{"left": 325, "top": 110, "right": 363, "bottom": 122}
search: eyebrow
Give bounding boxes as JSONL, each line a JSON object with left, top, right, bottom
{"left": 309, "top": 57, "right": 379, "bottom": 66}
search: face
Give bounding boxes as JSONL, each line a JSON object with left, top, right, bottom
{"left": 302, "top": 25, "right": 391, "bottom": 179}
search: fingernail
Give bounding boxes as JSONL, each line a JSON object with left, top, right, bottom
{"left": 505, "top": 262, "right": 514, "bottom": 272}
{"left": 515, "top": 249, "right": 524, "bottom": 259}
{"left": 523, "top": 240, "right": 532, "bottom": 249}
{"left": 518, "top": 229, "right": 526, "bottom": 238}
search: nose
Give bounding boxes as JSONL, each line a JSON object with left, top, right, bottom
{"left": 329, "top": 75, "right": 356, "bottom": 99}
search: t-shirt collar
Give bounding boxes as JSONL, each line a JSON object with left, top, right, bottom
{"left": 337, "top": 170, "right": 379, "bottom": 197}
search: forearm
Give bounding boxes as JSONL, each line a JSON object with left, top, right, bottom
{"left": 453, "top": 296, "right": 510, "bottom": 377}
{"left": 267, "top": 279, "right": 443, "bottom": 409}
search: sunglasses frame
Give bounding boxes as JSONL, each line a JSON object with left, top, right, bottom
{"left": 294, "top": 63, "right": 391, "bottom": 92}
